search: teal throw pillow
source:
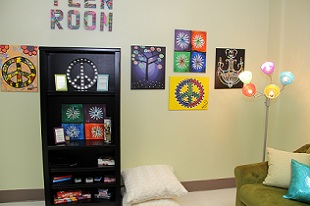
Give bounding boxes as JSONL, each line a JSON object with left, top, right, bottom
{"left": 283, "top": 159, "right": 310, "bottom": 204}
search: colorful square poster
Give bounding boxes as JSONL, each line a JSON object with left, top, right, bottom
{"left": 85, "top": 123, "right": 104, "bottom": 140}
{"left": 62, "top": 123, "right": 84, "bottom": 140}
{"left": 62, "top": 104, "right": 84, "bottom": 123}
{"left": 84, "top": 104, "right": 106, "bottom": 123}
{"left": 169, "top": 76, "right": 209, "bottom": 110}
{"left": 0, "top": 45, "right": 38, "bottom": 92}
{"left": 174, "top": 29, "right": 207, "bottom": 73}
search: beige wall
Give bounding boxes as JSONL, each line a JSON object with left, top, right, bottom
{"left": 0, "top": 0, "right": 308, "bottom": 190}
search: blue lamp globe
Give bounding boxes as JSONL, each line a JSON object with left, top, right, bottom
{"left": 280, "top": 71, "right": 294, "bottom": 85}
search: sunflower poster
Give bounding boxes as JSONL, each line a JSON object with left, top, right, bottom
{"left": 0, "top": 45, "right": 38, "bottom": 92}
{"left": 169, "top": 76, "right": 209, "bottom": 110}
{"left": 174, "top": 29, "right": 207, "bottom": 73}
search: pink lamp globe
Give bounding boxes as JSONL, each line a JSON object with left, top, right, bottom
{"left": 261, "top": 62, "right": 275, "bottom": 75}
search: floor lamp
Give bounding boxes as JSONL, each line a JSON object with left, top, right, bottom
{"left": 238, "top": 62, "right": 294, "bottom": 161}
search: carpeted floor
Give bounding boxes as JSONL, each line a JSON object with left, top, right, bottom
{"left": 0, "top": 188, "right": 236, "bottom": 206}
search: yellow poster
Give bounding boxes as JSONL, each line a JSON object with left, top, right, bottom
{"left": 169, "top": 76, "right": 209, "bottom": 110}
{"left": 0, "top": 45, "right": 38, "bottom": 92}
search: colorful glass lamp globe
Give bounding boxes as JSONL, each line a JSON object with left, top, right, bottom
{"left": 238, "top": 71, "right": 252, "bottom": 84}
{"left": 242, "top": 83, "right": 256, "bottom": 97}
{"left": 261, "top": 62, "right": 275, "bottom": 75}
{"left": 264, "top": 84, "right": 281, "bottom": 99}
{"left": 280, "top": 71, "right": 294, "bottom": 86}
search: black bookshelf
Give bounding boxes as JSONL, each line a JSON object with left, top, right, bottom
{"left": 39, "top": 47, "right": 121, "bottom": 206}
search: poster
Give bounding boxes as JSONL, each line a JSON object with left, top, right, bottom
{"left": 0, "top": 45, "right": 38, "bottom": 92}
{"left": 169, "top": 76, "right": 209, "bottom": 110}
{"left": 174, "top": 29, "right": 207, "bottom": 73}
{"left": 215, "top": 48, "right": 245, "bottom": 89}
{"left": 131, "top": 45, "right": 166, "bottom": 89}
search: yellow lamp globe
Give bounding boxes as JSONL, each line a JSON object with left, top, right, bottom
{"left": 264, "top": 84, "right": 280, "bottom": 99}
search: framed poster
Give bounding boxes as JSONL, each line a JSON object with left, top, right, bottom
{"left": 54, "top": 127, "right": 65, "bottom": 144}
{"left": 97, "top": 74, "right": 109, "bottom": 91}
{"left": 55, "top": 74, "right": 68, "bottom": 91}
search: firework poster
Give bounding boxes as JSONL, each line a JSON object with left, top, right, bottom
{"left": 62, "top": 104, "right": 84, "bottom": 123}
{"left": 84, "top": 104, "right": 106, "bottom": 123}
{"left": 85, "top": 123, "right": 104, "bottom": 140}
{"left": 131, "top": 45, "right": 166, "bottom": 89}
{"left": 174, "top": 29, "right": 207, "bottom": 73}
{"left": 169, "top": 76, "right": 209, "bottom": 111}
{"left": 62, "top": 123, "right": 84, "bottom": 140}
{"left": 0, "top": 45, "right": 38, "bottom": 92}
{"left": 215, "top": 48, "right": 245, "bottom": 89}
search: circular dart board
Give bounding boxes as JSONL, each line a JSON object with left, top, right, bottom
{"left": 66, "top": 58, "right": 98, "bottom": 91}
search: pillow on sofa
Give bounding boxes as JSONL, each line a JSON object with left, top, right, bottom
{"left": 263, "top": 147, "right": 310, "bottom": 188}
{"left": 283, "top": 159, "right": 310, "bottom": 204}
{"left": 121, "top": 165, "right": 188, "bottom": 204}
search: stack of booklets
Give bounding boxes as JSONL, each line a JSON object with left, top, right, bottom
{"left": 54, "top": 190, "right": 91, "bottom": 204}
{"left": 52, "top": 175, "right": 72, "bottom": 183}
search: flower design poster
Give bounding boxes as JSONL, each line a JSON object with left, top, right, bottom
{"left": 174, "top": 29, "right": 207, "bottom": 73}
{"left": 0, "top": 45, "right": 38, "bottom": 92}
{"left": 169, "top": 76, "right": 209, "bottom": 110}
{"left": 131, "top": 45, "right": 166, "bottom": 89}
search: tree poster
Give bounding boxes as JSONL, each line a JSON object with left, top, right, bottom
{"left": 131, "top": 45, "right": 166, "bottom": 89}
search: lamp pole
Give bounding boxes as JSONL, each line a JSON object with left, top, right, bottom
{"left": 238, "top": 62, "right": 295, "bottom": 161}
{"left": 262, "top": 97, "right": 271, "bottom": 162}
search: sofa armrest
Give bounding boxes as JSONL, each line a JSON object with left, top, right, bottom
{"left": 234, "top": 161, "right": 268, "bottom": 206}
{"left": 234, "top": 161, "right": 268, "bottom": 186}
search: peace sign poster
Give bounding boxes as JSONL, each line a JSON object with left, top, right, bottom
{"left": 0, "top": 45, "right": 38, "bottom": 92}
{"left": 169, "top": 76, "right": 209, "bottom": 110}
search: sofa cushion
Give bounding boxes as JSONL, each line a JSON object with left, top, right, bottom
{"left": 263, "top": 147, "right": 310, "bottom": 188}
{"left": 283, "top": 160, "right": 310, "bottom": 204}
{"left": 239, "top": 184, "right": 308, "bottom": 206}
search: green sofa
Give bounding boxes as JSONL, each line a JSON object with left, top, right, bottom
{"left": 234, "top": 145, "right": 310, "bottom": 206}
